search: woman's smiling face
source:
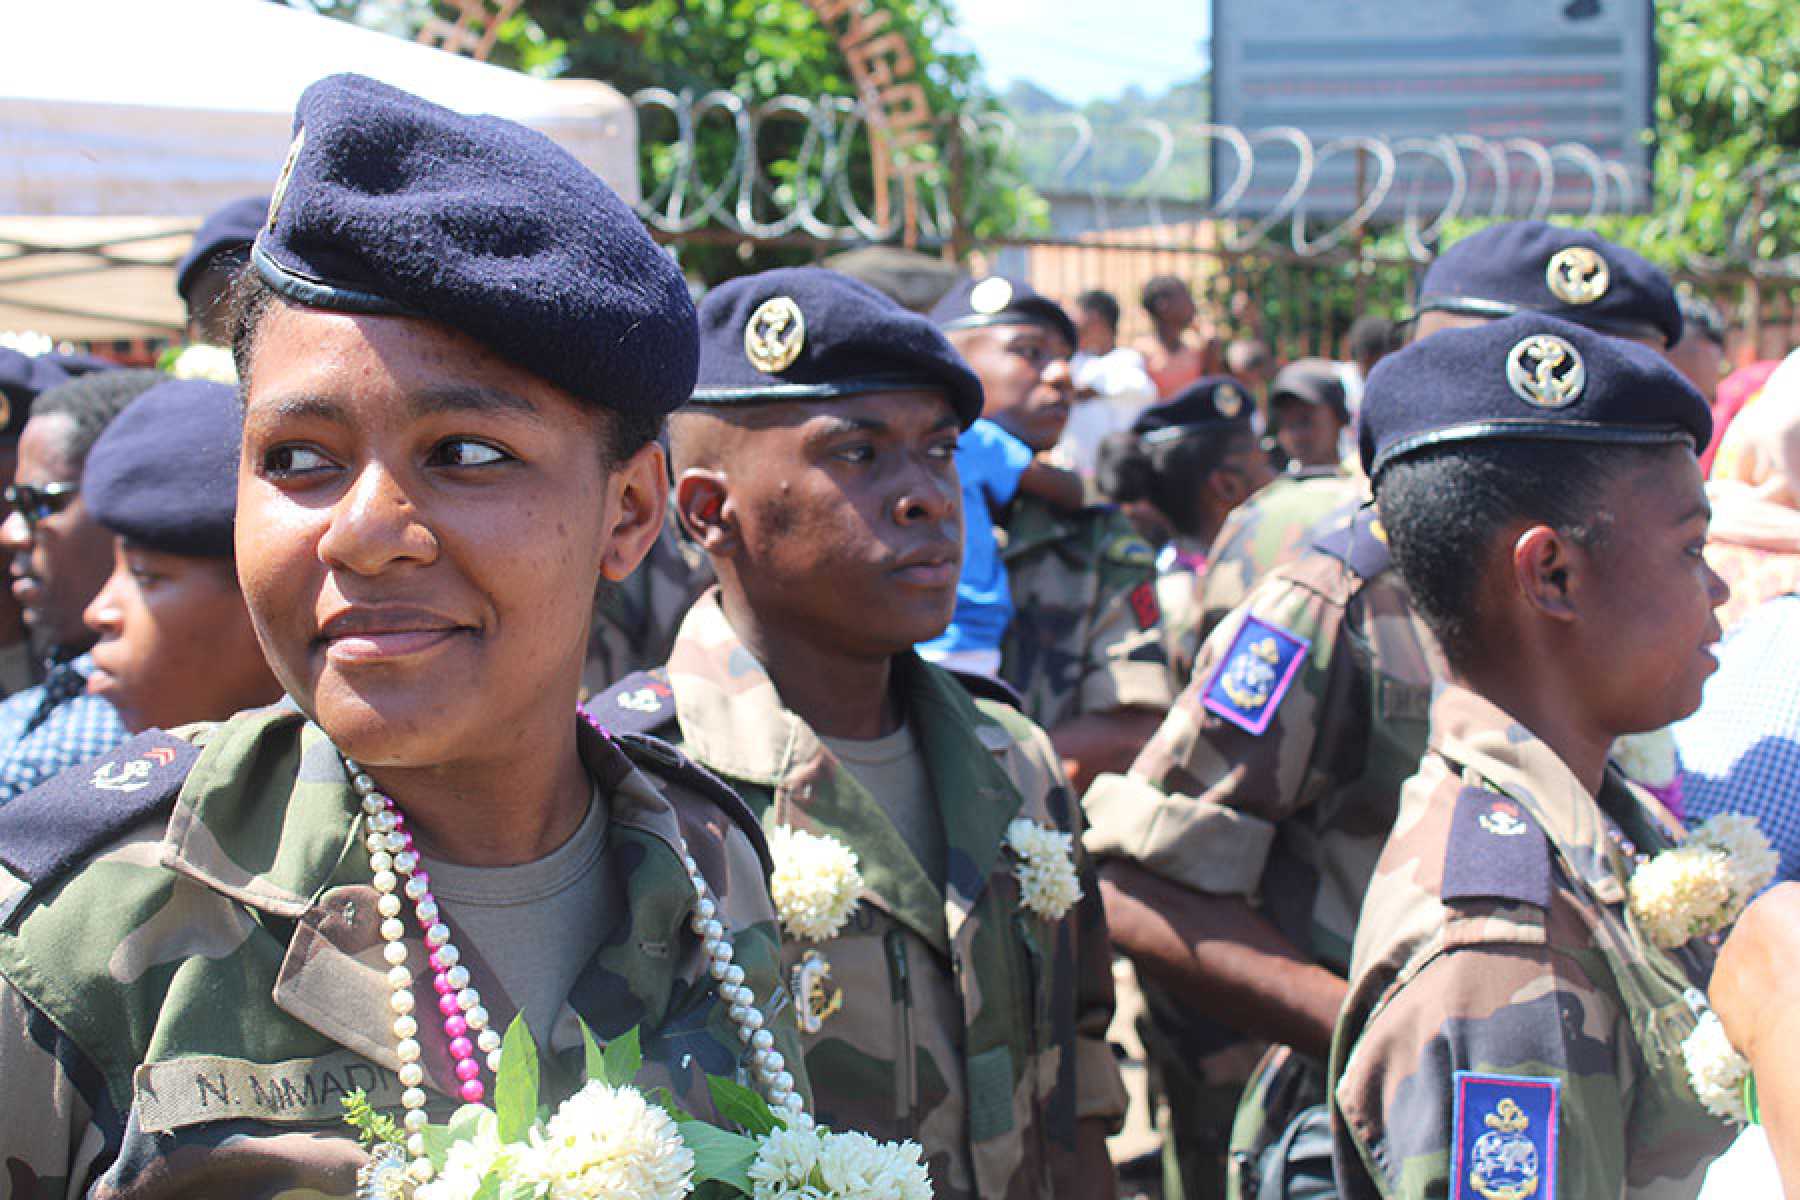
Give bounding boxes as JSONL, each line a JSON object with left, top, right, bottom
{"left": 236, "top": 301, "right": 666, "bottom": 770}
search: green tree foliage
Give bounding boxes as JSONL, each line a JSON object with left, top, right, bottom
{"left": 484, "top": 0, "right": 1043, "bottom": 278}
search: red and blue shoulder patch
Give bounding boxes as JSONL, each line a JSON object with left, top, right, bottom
{"left": 1200, "top": 616, "right": 1310, "bottom": 735}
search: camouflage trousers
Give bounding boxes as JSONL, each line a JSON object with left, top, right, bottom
{"left": 1138, "top": 984, "right": 1265, "bottom": 1200}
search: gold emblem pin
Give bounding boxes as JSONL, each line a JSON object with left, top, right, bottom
{"left": 790, "top": 950, "right": 844, "bottom": 1035}
{"left": 266, "top": 126, "right": 307, "bottom": 233}
{"left": 1506, "top": 334, "right": 1586, "bottom": 409}
{"left": 744, "top": 296, "right": 806, "bottom": 374}
{"left": 969, "top": 277, "right": 1014, "bottom": 315}
{"left": 1216, "top": 385, "right": 1244, "bottom": 419}
{"left": 1546, "top": 246, "right": 1609, "bottom": 306}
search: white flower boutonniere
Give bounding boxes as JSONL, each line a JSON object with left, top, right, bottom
{"left": 1005, "top": 818, "right": 1082, "bottom": 921}
{"left": 749, "top": 1124, "right": 932, "bottom": 1200}
{"left": 1628, "top": 814, "right": 1779, "bottom": 949}
{"left": 768, "top": 826, "right": 865, "bottom": 943}
{"left": 1682, "top": 1009, "right": 1752, "bottom": 1125}
{"left": 1611, "top": 727, "right": 1679, "bottom": 789}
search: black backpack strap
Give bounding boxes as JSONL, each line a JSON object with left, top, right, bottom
{"left": 581, "top": 668, "right": 680, "bottom": 737}
{"left": 0, "top": 730, "right": 200, "bottom": 928}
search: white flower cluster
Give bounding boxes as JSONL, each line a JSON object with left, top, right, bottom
{"left": 417, "top": 1083, "right": 695, "bottom": 1200}
{"left": 1005, "top": 818, "right": 1082, "bottom": 921}
{"left": 1682, "top": 1010, "right": 1752, "bottom": 1125}
{"left": 769, "top": 825, "right": 865, "bottom": 943}
{"left": 1627, "top": 814, "right": 1778, "bottom": 949}
{"left": 747, "top": 1124, "right": 931, "bottom": 1200}
{"left": 1611, "top": 728, "right": 1680, "bottom": 789}
{"left": 166, "top": 343, "right": 239, "bottom": 383}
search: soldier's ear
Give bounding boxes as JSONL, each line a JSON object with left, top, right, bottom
{"left": 674, "top": 468, "right": 737, "bottom": 556}
{"left": 1510, "top": 523, "right": 1579, "bottom": 624}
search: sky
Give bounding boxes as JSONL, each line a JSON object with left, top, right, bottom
{"left": 947, "top": 0, "right": 1211, "bottom": 106}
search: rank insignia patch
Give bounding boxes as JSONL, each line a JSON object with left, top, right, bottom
{"left": 1128, "top": 580, "right": 1160, "bottom": 630}
{"left": 1452, "top": 1072, "right": 1557, "bottom": 1200}
{"left": 1201, "top": 616, "right": 1309, "bottom": 735}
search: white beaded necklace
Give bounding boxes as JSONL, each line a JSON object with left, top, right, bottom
{"left": 345, "top": 754, "right": 811, "bottom": 1187}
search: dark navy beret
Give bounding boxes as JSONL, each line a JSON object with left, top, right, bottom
{"left": 930, "top": 275, "right": 1078, "bottom": 351}
{"left": 1270, "top": 359, "right": 1349, "bottom": 421}
{"left": 688, "top": 267, "right": 984, "bottom": 428}
{"left": 175, "top": 195, "right": 268, "bottom": 301}
{"left": 1133, "top": 377, "right": 1254, "bottom": 445}
{"left": 251, "top": 73, "right": 695, "bottom": 421}
{"left": 41, "top": 350, "right": 117, "bottom": 378}
{"left": 83, "top": 380, "right": 241, "bottom": 558}
{"left": 1360, "top": 313, "right": 1711, "bottom": 481}
{"left": 0, "top": 350, "right": 69, "bottom": 440}
{"left": 1416, "top": 221, "right": 1682, "bottom": 348}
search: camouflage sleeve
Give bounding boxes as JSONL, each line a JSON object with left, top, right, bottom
{"left": 1082, "top": 569, "right": 1349, "bottom": 896}
{"left": 1332, "top": 937, "right": 1631, "bottom": 1200}
{"left": 0, "top": 974, "right": 110, "bottom": 1198}
{"left": 1076, "top": 547, "right": 1176, "bottom": 718}
{"left": 1195, "top": 508, "right": 1259, "bottom": 642}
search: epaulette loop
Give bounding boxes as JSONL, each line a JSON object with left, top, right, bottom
{"left": 1310, "top": 506, "right": 1392, "bottom": 581}
{"left": 1442, "top": 784, "right": 1552, "bottom": 910}
{"left": 581, "top": 668, "right": 679, "bottom": 737}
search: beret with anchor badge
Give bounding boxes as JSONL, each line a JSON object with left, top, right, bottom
{"left": 1131, "top": 376, "right": 1255, "bottom": 446}
{"left": 928, "top": 273, "right": 1079, "bottom": 351}
{"left": 0, "top": 348, "right": 70, "bottom": 440}
{"left": 250, "top": 73, "right": 696, "bottom": 421}
{"left": 1414, "top": 221, "right": 1683, "bottom": 349}
{"left": 687, "top": 266, "right": 985, "bottom": 429}
{"left": 1359, "top": 312, "right": 1712, "bottom": 482}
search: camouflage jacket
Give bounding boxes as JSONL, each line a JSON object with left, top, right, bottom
{"left": 588, "top": 592, "right": 1128, "bottom": 1200}
{"left": 1329, "top": 684, "right": 1733, "bottom": 1200}
{"left": 1197, "top": 470, "right": 1360, "bottom": 643}
{"left": 583, "top": 517, "right": 713, "bottom": 700}
{"left": 1155, "top": 536, "right": 1209, "bottom": 687}
{"left": 998, "top": 494, "right": 1176, "bottom": 733}
{"left": 0, "top": 706, "right": 801, "bottom": 1200}
{"left": 1085, "top": 505, "right": 1444, "bottom": 977}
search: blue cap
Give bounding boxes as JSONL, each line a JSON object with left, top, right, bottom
{"left": 689, "top": 267, "right": 984, "bottom": 428}
{"left": 1360, "top": 313, "right": 1711, "bottom": 482}
{"left": 929, "top": 275, "right": 1078, "bottom": 351}
{"left": 175, "top": 195, "right": 269, "bottom": 302}
{"left": 1416, "top": 221, "right": 1682, "bottom": 348}
{"left": 83, "top": 380, "right": 242, "bottom": 558}
{"left": 1133, "top": 377, "right": 1254, "bottom": 445}
{"left": 0, "top": 349, "right": 70, "bottom": 439}
{"left": 251, "top": 73, "right": 696, "bottom": 421}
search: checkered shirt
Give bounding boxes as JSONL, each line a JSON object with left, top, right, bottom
{"left": 1675, "top": 594, "right": 1800, "bottom": 883}
{"left": 0, "top": 653, "right": 129, "bottom": 807}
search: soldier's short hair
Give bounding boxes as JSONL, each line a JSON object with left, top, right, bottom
{"left": 1374, "top": 439, "right": 1672, "bottom": 666}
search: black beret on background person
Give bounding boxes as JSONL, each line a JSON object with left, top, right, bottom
{"left": 80, "top": 379, "right": 282, "bottom": 732}
{"left": 930, "top": 273, "right": 1080, "bottom": 353}
{"left": 175, "top": 194, "right": 269, "bottom": 346}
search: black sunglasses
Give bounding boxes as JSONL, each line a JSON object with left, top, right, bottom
{"left": 4, "top": 481, "right": 80, "bottom": 525}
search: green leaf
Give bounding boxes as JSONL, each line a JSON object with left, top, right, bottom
{"left": 676, "top": 1118, "right": 760, "bottom": 1191}
{"left": 649, "top": 1086, "right": 698, "bottom": 1124}
{"left": 471, "top": 1175, "right": 502, "bottom": 1200}
{"left": 421, "top": 1123, "right": 455, "bottom": 1171}
{"left": 579, "top": 1016, "right": 606, "bottom": 1084}
{"left": 707, "top": 1074, "right": 780, "bottom": 1136}
{"left": 494, "top": 1014, "right": 541, "bottom": 1143}
{"left": 448, "top": 1103, "right": 490, "bottom": 1143}
{"left": 600, "top": 1025, "right": 643, "bottom": 1088}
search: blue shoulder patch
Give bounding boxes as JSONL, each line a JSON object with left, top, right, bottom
{"left": 1311, "top": 505, "right": 1391, "bottom": 580}
{"left": 1200, "top": 616, "right": 1310, "bottom": 735}
{"left": 1451, "top": 1071, "right": 1559, "bottom": 1200}
{"left": 581, "top": 668, "right": 678, "bottom": 737}
{"left": 0, "top": 730, "right": 199, "bottom": 927}
{"left": 1442, "top": 786, "right": 1552, "bottom": 909}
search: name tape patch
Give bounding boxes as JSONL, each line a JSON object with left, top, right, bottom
{"left": 134, "top": 1051, "right": 408, "bottom": 1134}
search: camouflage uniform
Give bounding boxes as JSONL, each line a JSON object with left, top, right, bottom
{"left": 0, "top": 706, "right": 802, "bottom": 1199}
{"left": 1330, "top": 683, "right": 1735, "bottom": 1200}
{"left": 589, "top": 592, "right": 1128, "bottom": 1200}
{"left": 583, "top": 516, "right": 713, "bottom": 699}
{"left": 1155, "top": 536, "right": 1209, "bottom": 687}
{"left": 1084, "top": 506, "right": 1445, "bottom": 1199}
{"left": 999, "top": 493, "right": 1176, "bottom": 734}
{"left": 1197, "top": 470, "right": 1360, "bottom": 642}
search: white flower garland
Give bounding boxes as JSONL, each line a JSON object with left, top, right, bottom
{"left": 748, "top": 1124, "right": 932, "bottom": 1200}
{"left": 768, "top": 826, "right": 864, "bottom": 943}
{"left": 1682, "top": 1010, "right": 1752, "bottom": 1125}
{"left": 165, "top": 343, "right": 239, "bottom": 383}
{"left": 1611, "top": 728, "right": 1679, "bottom": 789}
{"left": 1004, "top": 818, "right": 1082, "bottom": 921}
{"left": 1627, "top": 814, "right": 1779, "bottom": 949}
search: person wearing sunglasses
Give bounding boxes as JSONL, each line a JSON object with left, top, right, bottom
{"left": 0, "top": 349, "right": 72, "bottom": 698}
{"left": 0, "top": 369, "right": 158, "bottom": 802}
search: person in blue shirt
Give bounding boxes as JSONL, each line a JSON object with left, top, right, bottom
{"left": 919, "top": 414, "right": 1082, "bottom": 678}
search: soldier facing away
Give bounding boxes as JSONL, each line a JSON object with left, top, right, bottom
{"left": 588, "top": 267, "right": 1127, "bottom": 1200}
{"left": 0, "top": 74, "right": 803, "bottom": 1197}
{"left": 1333, "top": 313, "right": 1735, "bottom": 1198}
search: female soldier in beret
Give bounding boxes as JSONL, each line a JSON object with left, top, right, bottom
{"left": 0, "top": 73, "right": 802, "bottom": 1198}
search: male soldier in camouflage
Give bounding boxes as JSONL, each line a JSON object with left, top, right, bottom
{"left": 0, "top": 75, "right": 803, "bottom": 1197}
{"left": 588, "top": 268, "right": 1126, "bottom": 1200}
{"left": 1335, "top": 313, "right": 1734, "bottom": 1198}
{"left": 931, "top": 276, "right": 1176, "bottom": 790}
{"left": 1084, "top": 221, "right": 1690, "bottom": 1200}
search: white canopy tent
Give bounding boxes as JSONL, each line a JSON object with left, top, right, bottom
{"left": 0, "top": 0, "right": 639, "bottom": 341}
